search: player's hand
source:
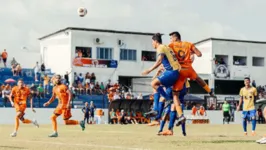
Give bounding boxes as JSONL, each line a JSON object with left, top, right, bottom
{"left": 66, "top": 104, "right": 71, "bottom": 109}
{"left": 236, "top": 106, "right": 240, "bottom": 111}
{"left": 43, "top": 102, "right": 49, "bottom": 107}
{"left": 32, "top": 108, "right": 36, "bottom": 113}
{"left": 141, "top": 69, "right": 150, "bottom": 76}
{"left": 10, "top": 101, "right": 14, "bottom": 107}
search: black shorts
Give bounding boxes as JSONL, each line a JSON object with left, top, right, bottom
{"left": 223, "top": 111, "right": 230, "bottom": 117}
{"left": 3, "top": 58, "right": 7, "bottom": 63}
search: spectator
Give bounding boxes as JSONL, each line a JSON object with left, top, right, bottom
{"left": 113, "top": 90, "right": 121, "bottom": 100}
{"left": 78, "top": 73, "right": 84, "bottom": 84}
{"left": 43, "top": 74, "right": 50, "bottom": 94}
{"left": 90, "top": 73, "right": 96, "bottom": 83}
{"left": 11, "top": 63, "right": 17, "bottom": 76}
{"left": 258, "top": 105, "right": 264, "bottom": 124}
{"left": 78, "top": 81, "right": 84, "bottom": 95}
{"left": 89, "top": 101, "right": 96, "bottom": 124}
{"left": 119, "top": 110, "right": 127, "bottom": 125}
{"left": 85, "top": 83, "right": 90, "bottom": 95}
{"left": 222, "top": 100, "right": 231, "bottom": 124}
{"left": 94, "top": 82, "right": 101, "bottom": 94}
{"left": 10, "top": 57, "right": 17, "bottom": 66}
{"left": 191, "top": 105, "right": 198, "bottom": 116}
{"left": 2, "top": 86, "right": 10, "bottom": 107}
{"left": 1, "top": 49, "right": 8, "bottom": 67}
{"left": 41, "top": 63, "right": 46, "bottom": 75}
{"left": 82, "top": 102, "right": 90, "bottom": 124}
{"left": 74, "top": 72, "right": 78, "bottom": 84}
{"left": 64, "top": 71, "right": 71, "bottom": 86}
{"left": 199, "top": 106, "right": 207, "bottom": 116}
{"left": 109, "top": 108, "right": 117, "bottom": 124}
{"left": 89, "top": 82, "right": 94, "bottom": 95}
{"left": 100, "top": 82, "right": 105, "bottom": 92}
{"left": 37, "top": 84, "right": 44, "bottom": 98}
{"left": 85, "top": 73, "right": 91, "bottom": 84}
{"left": 33, "top": 62, "right": 40, "bottom": 81}
{"left": 252, "top": 80, "right": 256, "bottom": 88}
{"left": 105, "top": 79, "right": 112, "bottom": 90}
{"left": 30, "top": 83, "right": 37, "bottom": 99}
{"left": 15, "top": 63, "right": 22, "bottom": 76}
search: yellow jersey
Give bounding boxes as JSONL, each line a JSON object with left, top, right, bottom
{"left": 239, "top": 86, "right": 257, "bottom": 111}
{"left": 157, "top": 45, "right": 181, "bottom": 71}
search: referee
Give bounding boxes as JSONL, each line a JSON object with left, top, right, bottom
{"left": 222, "top": 100, "right": 230, "bottom": 124}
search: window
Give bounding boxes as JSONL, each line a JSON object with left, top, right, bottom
{"left": 214, "top": 80, "right": 243, "bottom": 94}
{"left": 214, "top": 55, "right": 228, "bottom": 66}
{"left": 252, "top": 57, "right": 264, "bottom": 67}
{"left": 233, "top": 56, "right": 247, "bottom": 66}
{"left": 189, "top": 80, "right": 209, "bottom": 94}
{"left": 75, "top": 47, "right": 92, "bottom": 58}
{"left": 120, "top": 49, "right": 137, "bottom": 61}
{"left": 141, "top": 51, "right": 156, "bottom": 62}
{"left": 96, "top": 47, "right": 113, "bottom": 60}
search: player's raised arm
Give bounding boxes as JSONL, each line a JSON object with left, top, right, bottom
{"left": 143, "top": 54, "right": 164, "bottom": 76}
{"left": 44, "top": 90, "right": 56, "bottom": 107}
{"left": 191, "top": 46, "right": 202, "bottom": 57}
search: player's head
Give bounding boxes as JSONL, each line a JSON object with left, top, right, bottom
{"left": 54, "top": 74, "right": 62, "bottom": 85}
{"left": 17, "top": 79, "right": 24, "bottom": 88}
{"left": 169, "top": 31, "right": 181, "bottom": 42}
{"left": 244, "top": 77, "right": 250, "bottom": 86}
{"left": 152, "top": 33, "right": 162, "bottom": 49}
{"left": 224, "top": 100, "right": 227, "bottom": 104}
{"left": 85, "top": 102, "right": 88, "bottom": 106}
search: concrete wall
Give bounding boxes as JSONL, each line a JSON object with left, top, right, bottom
{"left": 0, "top": 108, "right": 243, "bottom": 125}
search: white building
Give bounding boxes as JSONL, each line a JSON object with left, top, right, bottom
{"left": 193, "top": 38, "right": 266, "bottom": 100}
{"left": 39, "top": 27, "right": 157, "bottom": 89}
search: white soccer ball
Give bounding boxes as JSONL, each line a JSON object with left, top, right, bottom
{"left": 77, "top": 7, "right": 87, "bottom": 17}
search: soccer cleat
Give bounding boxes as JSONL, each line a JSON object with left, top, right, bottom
{"left": 176, "top": 115, "right": 186, "bottom": 127}
{"left": 80, "top": 120, "right": 85, "bottom": 131}
{"left": 32, "top": 119, "right": 39, "bottom": 128}
{"left": 157, "top": 131, "right": 163, "bottom": 136}
{"left": 182, "top": 132, "right": 187, "bottom": 136}
{"left": 259, "top": 137, "right": 266, "bottom": 144}
{"left": 148, "top": 121, "right": 160, "bottom": 126}
{"left": 48, "top": 132, "right": 58, "bottom": 137}
{"left": 244, "top": 132, "right": 247, "bottom": 136}
{"left": 144, "top": 110, "right": 158, "bottom": 117}
{"left": 161, "top": 130, "right": 173, "bottom": 136}
{"left": 10, "top": 132, "right": 17, "bottom": 137}
{"left": 256, "top": 137, "right": 266, "bottom": 143}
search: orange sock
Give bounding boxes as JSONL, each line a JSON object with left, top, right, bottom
{"left": 15, "top": 117, "right": 19, "bottom": 131}
{"left": 64, "top": 120, "right": 79, "bottom": 125}
{"left": 51, "top": 115, "right": 58, "bottom": 132}
{"left": 203, "top": 84, "right": 211, "bottom": 93}
{"left": 22, "top": 119, "right": 32, "bottom": 124}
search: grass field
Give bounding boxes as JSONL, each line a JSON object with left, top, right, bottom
{"left": 0, "top": 123, "right": 265, "bottom": 150}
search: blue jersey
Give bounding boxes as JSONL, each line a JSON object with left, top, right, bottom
{"left": 166, "top": 83, "right": 187, "bottom": 104}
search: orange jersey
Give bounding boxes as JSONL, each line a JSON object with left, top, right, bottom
{"left": 11, "top": 86, "right": 31, "bottom": 105}
{"left": 53, "top": 84, "right": 69, "bottom": 106}
{"left": 191, "top": 106, "right": 197, "bottom": 115}
{"left": 1, "top": 51, "right": 8, "bottom": 59}
{"left": 169, "top": 41, "right": 195, "bottom": 67}
{"left": 199, "top": 108, "right": 205, "bottom": 116}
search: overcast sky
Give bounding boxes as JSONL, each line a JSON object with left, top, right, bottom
{"left": 1, "top": 0, "right": 265, "bottom": 67}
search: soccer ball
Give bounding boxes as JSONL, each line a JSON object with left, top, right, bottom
{"left": 77, "top": 7, "right": 87, "bottom": 17}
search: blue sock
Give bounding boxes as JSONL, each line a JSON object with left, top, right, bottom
{"left": 251, "top": 119, "right": 256, "bottom": 131}
{"left": 153, "top": 93, "right": 160, "bottom": 111}
{"left": 181, "top": 122, "right": 186, "bottom": 134}
{"left": 168, "top": 111, "right": 177, "bottom": 130}
{"left": 155, "top": 102, "right": 165, "bottom": 120}
{"left": 159, "top": 120, "right": 166, "bottom": 132}
{"left": 157, "top": 86, "right": 170, "bottom": 100}
{"left": 242, "top": 119, "right": 247, "bottom": 132}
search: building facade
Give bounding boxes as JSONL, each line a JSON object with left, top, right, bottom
{"left": 39, "top": 27, "right": 157, "bottom": 87}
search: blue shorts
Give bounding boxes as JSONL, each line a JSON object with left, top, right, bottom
{"left": 242, "top": 109, "right": 256, "bottom": 119}
{"left": 157, "top": 70, "right": 179, "bottom": 88}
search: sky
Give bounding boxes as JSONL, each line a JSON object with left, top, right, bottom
{"left": 1, "top": 0, "right": 266, "bottom": 67}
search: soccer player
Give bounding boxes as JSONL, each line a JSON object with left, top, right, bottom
{"left": 142, "top": 33, "right": 185, "bottom": 124}
{"left": 43, "top": 75, "right": 85, "bottom": 137}
{"left": 237, "top": 77, "right": 257, "bottom": 136}
{"left": 158, "top": 82, "right": 189, "bottom": 136}
{"left": 9, "top": 79, "right": 39, "bottom": 137}
{"left": 168, "top": 31, "right": 213, "bottom": 126}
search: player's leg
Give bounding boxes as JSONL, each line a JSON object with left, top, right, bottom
{"left": 63, "top": 109, "right": 85, "bottom": 131}
{"left": 158, "top": 106, "right": 170, "bottom": 135}
{"left": 148, "top": 97, "right": 164, "bottom": 126}
{"left": 242, "top": 111, "right": 248, "bottom": 135}
{"left": 256, "top": 107, "right": 266, "bottom": 143}
{"left": 250, "top": 110, "right": 257, "bottom": 136}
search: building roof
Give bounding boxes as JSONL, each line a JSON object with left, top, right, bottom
{"left": 194, "top": 37, "right": 266, "bottom": 45}
{"left": 39, "top": 27, "right": 157, "bottom": 40}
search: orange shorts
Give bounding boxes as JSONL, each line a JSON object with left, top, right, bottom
{"left": 14, "top": 103, "right": 26, "bottom": 113}
{"left": 54, "top": 105, "right": 72, "bottom": 120}
{"left": 173, "top": 66, "right": 197, "bottom": 91}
